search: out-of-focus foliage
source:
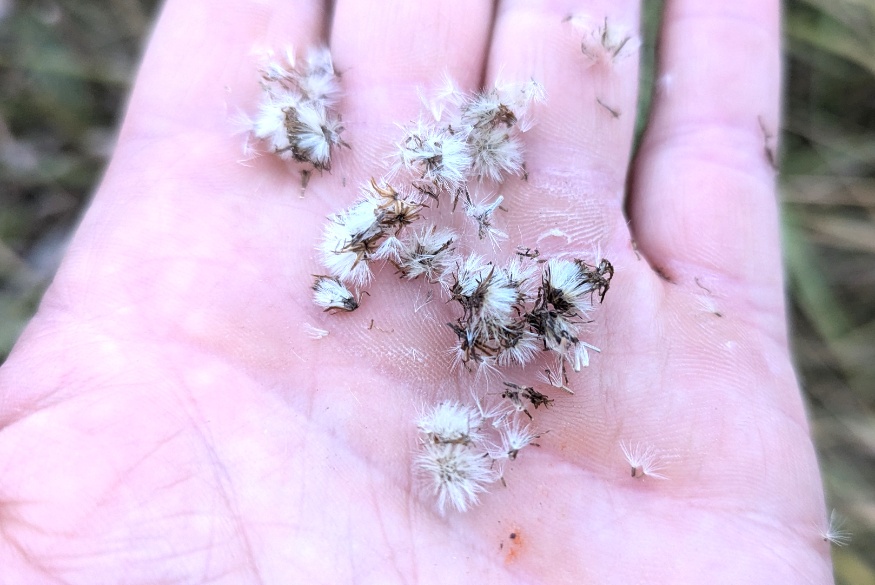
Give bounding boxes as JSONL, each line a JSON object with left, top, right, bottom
{"left": 0, "top": 0, "right": 873, "bottom": 581}
{"left": 0, "top": 0, "right": 158, "bottom": 356}
{"left": 784, "top": 0, "right": 875, "bottom": 582}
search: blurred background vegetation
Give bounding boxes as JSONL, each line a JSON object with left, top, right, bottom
{"left": 0, "top": 0, "right": 872, "bottom": 580}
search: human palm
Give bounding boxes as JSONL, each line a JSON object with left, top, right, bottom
{"left": 0, "top": 0, "right": 834, "bottom": 583}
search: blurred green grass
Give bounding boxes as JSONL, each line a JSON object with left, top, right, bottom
{"left": 0, "top": 0, "right": 157, "bottom": 351}
{"left": 783, "top": 1, "right": 875, "bottom": 581}
{"left": 0, "top": 1, "right": 873, "bottom": 581}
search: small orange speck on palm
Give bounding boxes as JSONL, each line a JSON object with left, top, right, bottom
{"left": 504, "top": 529, "right": 524, "bottom": 563}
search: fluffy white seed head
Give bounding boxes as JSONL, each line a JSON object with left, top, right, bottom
{"left": 297, "top": 46, "right": 341, "bottom": 105}
{"left": 285, "top": 103, "right": 344, "bottom": 169}
{"left": 395, "top": 224, "right": 458, "bottom": 282}
{"left": 480, "top": 274, "right": 518, "bottom": 324}
{"left": 503, "top": 256, "right": 538, "bottom": 304}
{"left": 447, "top": 322, "right": 499, "bottom": 377}
{"left": 493, "top": 79, "right": 546, "bottom": 132}
{"left": 373, "top": 235, "right": 403, "bottom": 263}
{"left": 311, "top": 276, "right": 358, "bottom": 312}
{"left": 252, "top": 46, "right": 345, "bottom": 169}
{"left": 451, "top": 253, "right": 488, "bottom": 298}
{"left": 496, "top": 323, "right": 540, "bottom": 367}
{"left": 319, "top": 248, "right": 372, "bottom": 287}
{"left": 455, "top": 80, "right": 544, "bottom": 181}
{"left": 467, "top": 127, "right": 525, "bottom": 182}
{"left": 464, "top": 194, "right": 508, "bottom": 245}
{"left": 417, "top": 400, "right": 485, "bottom": 445}
{"left": 415, "top": 442, "right": 496, "bottom": 514}
{"left": 251, "top": 94, "right": 298, "bottom": 153}
{"left": 544, "top": 258, "right": 596, "bottom": 317}
{"left": 319, "top": 199, "right": 384, "bottom": 286}
{"left": 533, "top": 309, "right": 578, "bottom": 353}
{"left": 394, "top": 120, "right": 472, "bottom": 192}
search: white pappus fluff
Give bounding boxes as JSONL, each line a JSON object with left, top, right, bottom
{"left": 460, "top": 80, "right": 545, "bottom": 181}
{"left": 311, "top": 275, "right": 358, "bottom": 312}
{"left": 319, "top": 199, "right": 383, "bottom": 287}
{"left": 494, "top": 419, "right": 540, "bottom": 461}
{"left": 821, "top": 510, "right": 851, "bottom": 547}
{"left": 495, "top": 324, "right": 540, "bottom": 368}
{"left": 417, "top": 401, "right": 485, "bottom": 445}
{"left": 464, "top": 194, "right": 508, "bottom": 246}
{"left": 414, "top": 398, "right": 542, "bottom": 514}
{"left": 620, "top": 441, "right": 667, "bottom": 480}
{"left": 451, "top": 254, "right": 518, "bottom": 324}
{"left": 394, "top": 224, "right": 458, "bottom": 283}
{"left": 415, "top": 441, "right": 496, "bottom": 515}
{"left": 393, "top": 119, "right": 472, "bottom": 193}
{"left": 290, "top": 67, "right": 621, "bottom": 517}
{"left": 250, "top": 46, "right": 346, "bottom": 170}
{"left": 543, "top": 258, "right": 597, "bottom": 317}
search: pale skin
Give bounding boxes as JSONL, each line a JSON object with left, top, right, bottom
{"left": 0, "top": 0, "right": 835, "bottom": 583}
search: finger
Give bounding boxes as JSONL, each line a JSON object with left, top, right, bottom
{"left": 35, "top": 1, "right": 335, "bottom": 387}
{"left": 329, "top": 0, "right": 494, "bottom": 168}
{"left": 484, "top": 0, "right": 641, "bottom": 252}
{"left": 122, "top": 0, "right": 329, "bottom": 140}
{"left": 628, "top": 0, "right": 782, "bottom": 292}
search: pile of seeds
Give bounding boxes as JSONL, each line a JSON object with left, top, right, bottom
{"left": 248, "top": 47, "right": 614, "bottom": 514}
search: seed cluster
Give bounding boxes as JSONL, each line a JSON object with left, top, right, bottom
{"left": 446, "top": 254, "right": 614, "bottom": 381}
{"left": 249, "top": 47, "right": 347, "bottom": 170}
{"left": 249, "top": 44, "right": 618, "bottom": 514}
{"left": 415, "top": 400, "right": 542, "bottom": 514}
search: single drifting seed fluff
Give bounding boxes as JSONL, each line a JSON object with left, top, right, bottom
{"left": 302, "top": 322, "right": 329, "bottom": 339}
{"left": 821, "top": 510, "right": 852, "bottom": 547}
{"left": 249, "top": 46, "right": 347, "bottom": 170}
{"left": 620, "top": 441, "right": 667, "bottom": 480}
{"left": 494, "top": 419, "right": 541, "bottom": 461}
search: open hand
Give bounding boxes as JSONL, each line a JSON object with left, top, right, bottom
{"left": 0, "top": 0, "right": 834, "bottom": 582}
